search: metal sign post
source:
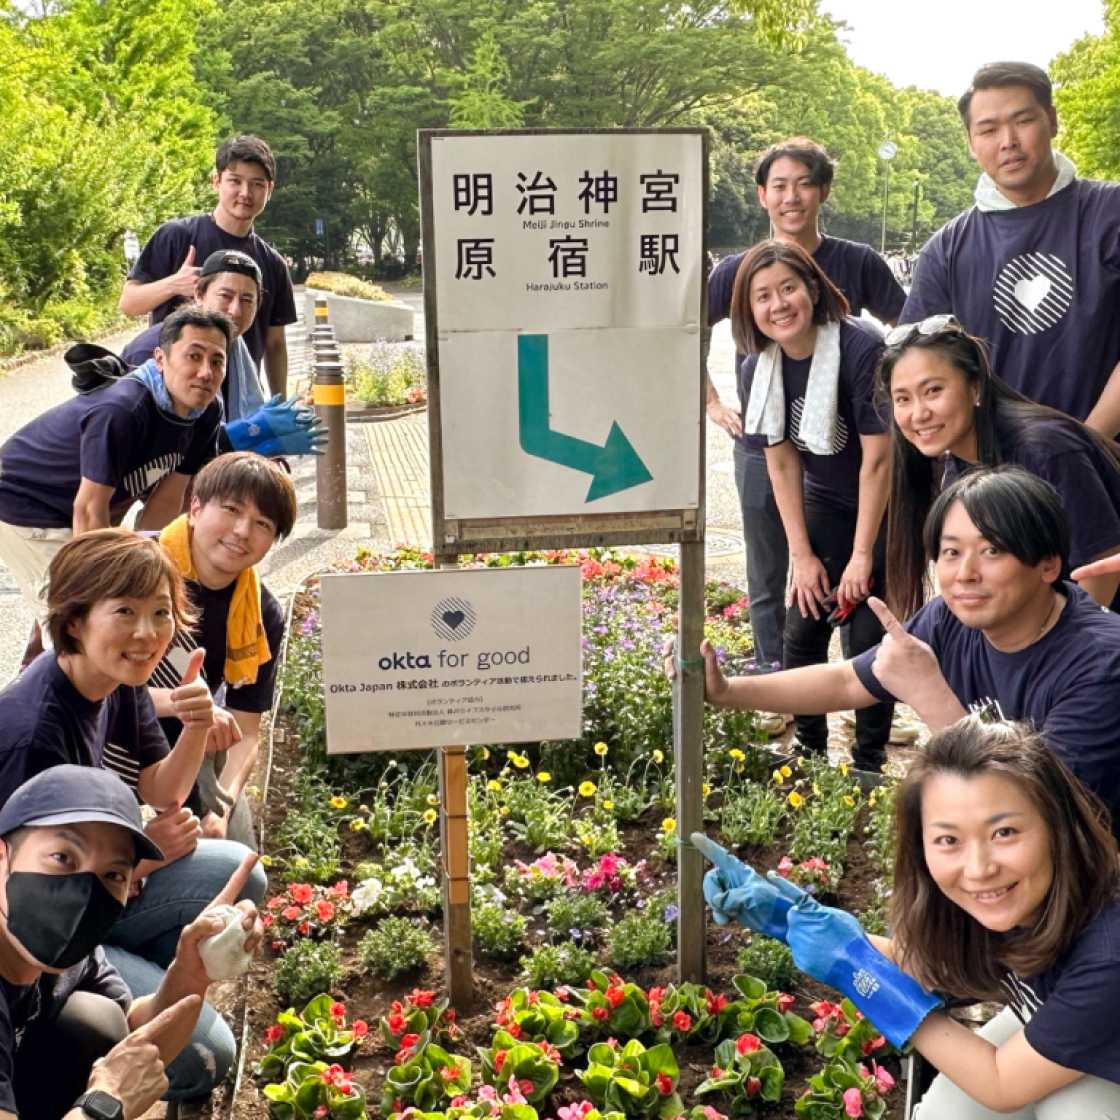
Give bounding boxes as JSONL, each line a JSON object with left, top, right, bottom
{"left": 417, "top": 127, "right": 709, "bottom": 989}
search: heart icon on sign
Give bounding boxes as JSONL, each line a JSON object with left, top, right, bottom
{"left": 442, "top": 610, "right": 465, "bottom": 630}
{"left": 1013, "top": 274, "right": 1051, "bottom": 313}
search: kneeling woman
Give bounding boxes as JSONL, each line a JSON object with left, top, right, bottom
{"left": 0, "top": 528, "right": 265, "bottom": 1102}
{"left": 880, "top": 315, "right": 1120, "bottom": 616}
{"left": 731, "top": 240, "right": 893, "bottom": 770}
{"left": 698, "top": 717, "right": 1120, "bottom": 1117}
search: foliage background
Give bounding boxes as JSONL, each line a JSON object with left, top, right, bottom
{"left": 1, "top": 0, "right": 1111, "bottom": 351}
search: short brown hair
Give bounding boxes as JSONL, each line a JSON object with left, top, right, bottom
{"left": 216, "top": 134, "right": 277, "bottom": 182}
{"left": 46, "top": 529, "right": 196, "bottom": 654}
{"left": 192, "top": 452, "right": 298, "bottom": 540}
{"left": 958, "top": 62, "right": 1053, "bottom": 126}
{"left": 729, "top": 239, "right": 850, "bottom": 355}
{"left": 890, "top": 717, "right": 1118, "bottom": 1000}
{"left": 754, "top": 137, "right": 834, "bottom": 189}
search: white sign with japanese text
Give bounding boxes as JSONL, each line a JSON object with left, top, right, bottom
{"left": 427, "top": 130, "right": 704, "bottom": 520}
{"left": 320, "top": 566, "right": 582, "bottom": 752}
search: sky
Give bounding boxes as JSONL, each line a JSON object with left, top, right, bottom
{"left": 818, "top": 0, "right": 1105, "bottom": 96}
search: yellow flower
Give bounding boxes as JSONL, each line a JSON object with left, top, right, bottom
{"left": 788, "top": 791, "right": 804, "bottom": 809}
{"left": 427, "top": 793, "right": 438, "bottom": 806}
{"left": 780, "top": 765, "right": 792, "bottom": 779}
{"left": 260, "top": 854, "right": 273, "bottom": 868}
{"left": 480, "top": 747, "right": 491, "bottom": 760}
{"left": 487, "top": 779, "right": 502, "bottom": 792}
{"left": 652, "top": 749, "right": 665, "bottom": 764}
{"left": 349, "top": 818, "right": 367, "bottom": 832}
{"left": 499, "top": 805, "right": 510, "bottom": 817}
{"left": 729, "top": 748, "right": 746, "bottom": 762}
{"left": 843, "top": 795, "right": 856, "bottom": 808}
{"left": 603, "top": 799, "right": 615, "bottom": 811}
{"left": 536, "top": 771, "right": 552, "bottom": 783}
{"left": 838, "top": 762, "right": 849, "bottom": 776}
{"left": 594, "top": 742, "right": 609, "bottom": 757}
{"left": 329, "top": 795, "right": 348, "bottom": 810}
{"left": 702, "top": 783, "right": 711, "bottom": 797}
{"left": 771, "top": 769, "right": 783, "bottom": 785}
{"left": 422, "top": 808, "right": 438, "bottom": 825}
{"left": 661, "top": 818, "right": 676, "bottom": 833}
{"left": 511, "top": 753, "right": 530, "bottom": 770}
{"left": 293, "top": 856, "right": 309, "bottom": 869}
{"left": 579, "top": 780, "right": 597, "bottom": 798}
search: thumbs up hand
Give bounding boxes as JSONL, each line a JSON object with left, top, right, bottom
{"left": 170, "top": 244, "right": 202, "bottom": 298}
{"left": 169, "top": 648, "right": 214, "bottom": 732}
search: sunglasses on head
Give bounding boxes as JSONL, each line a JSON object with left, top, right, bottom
{"left": 883, "top": 314, "right": 964, "bottom": 348}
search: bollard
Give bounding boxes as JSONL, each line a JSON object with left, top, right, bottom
{"left": 314, "top": 349, "right": 348, "bottom": 530}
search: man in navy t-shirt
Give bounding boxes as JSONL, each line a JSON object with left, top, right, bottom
{"left": 119, "top": 135, "right": 297, "bottom": 397}
{"left": 706, "top": 137, "right": 904, "bottom": 679}
{"left": 903, "top": 62, "right": 1120, "bottom": 431}
{"left": 694, "top": 466, "right": 1120, "bottom": 826}
{"left": 0, "top": 307, "right": 226, "bottom": 631}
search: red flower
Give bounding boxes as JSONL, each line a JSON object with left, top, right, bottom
{"left": 439, "top": 1066, "right": 459, "bottom": 1082}
{"left": 264, "top": 1024, "right": 285, "bottom": 1044}
{"left": 710, "top": 1066, "right": 724, "bottom": 1078}
{"left": 352, "top": 1020, "right": 369, "bottom": 1038}
{"left": 270, "top": 940, "right": 285, "bottom": 953}
{"left": 267, "top": 896, "right": 285, "bottom": 910}
{"left": 672, "top": 1011, "right": 691, "bottom": 1032}
{"left": 289, "top": 883, "right": 313, "bottom": 904}
{"left": 409, "top": 988, "right": 435, "bottom": 1008}
{"left": 656, "top": 1073, "right": 674, "bottom": 1096}
{"left": 605, "top": 986, "right": 625, "bottom": 1008}
{"left": 321, "top": 1063, "right": 345, "bottom": 1085}
{"left": 518, "top": 1080, "right": 535, "bottom": 1096}
{"left": 445, "top": 1008, "right": 457, "bottom": 1021}
{"left": 736, "top": 1033, "right": 761, "bottom": 1055}
{"left": 861, "top": 1035, "right": 886, "bottom": 1056}
{"left": 330, "top": 1001, "right": 346, "bottom": 1019}
{"left": 650, "top": 1008, "right": 663, "bottom": 1027}
{"left": 297, "top": 921, "right": 311, "bottom": 937}
{"left": 494, "top": 1049, "right": 508, "bottom": 1072}
{"left": 746, "top": 1076, "right": 761, "bottom": 1098}
{"left": 400, "top": 1033, "right": 421, "bottom": 1051}
{"left": 776, "top": 993, "right": 795, "bottom": 1014}
{"left": 260, "top": 914, "right": 274, "bottom": 928}
{"left": 282, "top": 905, "right": 301, "bottom": 921}
{"left": 317, "top": 900, "right": 336, "bottom": 923}
{"left": 508, "top": 1023, "right": 523, "bottom": 1039}
{"left": 555, "top": 986, "right": 571, "bottom": 1002}
{"left": 648, "top": 986, "right": 667, "bottom": 1002}
{"left": 387, "top": 1013, "right": 407, "bottom": 1034}
{"left": 706, "top": 992, "right": 728, "bottom": 1014}
{"left": 592, "top": 1006, "right": 609, "bottom": 1021}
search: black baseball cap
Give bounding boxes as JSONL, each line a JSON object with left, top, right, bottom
{"left": 0, "top": 766, "right": 163, "bottom": 864}
{"left": 200, "top": 249, "right": 262, "bottom": 290}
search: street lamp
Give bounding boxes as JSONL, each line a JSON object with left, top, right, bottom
{"left": 878, "top": 140, "right": 897, "bottom": 254}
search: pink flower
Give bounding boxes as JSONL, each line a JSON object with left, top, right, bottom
{"left": 861, "top": 1034, "right": 886, "bottom": 1055}
{"left": 776, "top": 855, "right": 794, "bottom": 876}
{"left": 672, "top": 1010, "right": 691, "bottom": 1031}
{"left": 297, "top": 921, "right": 311, "bottom": 936}
{"left": 450, "top": 1096, "right": 468, "bottom": 1108}
{"left": 776, "top": 993, "right": 795, "bottom": 1013}
{"left": 281, "top": 905, "right": 301, "bottom": 921}
{"left": 592, "top": 1007, "right": 609, "bottom": 1021}
{"left": 352, "top": 1020, "right": 369, "bottom": 1038}
{"left": 736, "top": 1033, "right": 761, "bottom": 1055}
{"left": 518, "top": 1079, "right": 535, "bottom": 1096}
{"left": 289, "top": 883, "right": 313, "bottom": 904}
{"left": 869, "top": 1061, "right": 895, "bottom": 1093}
{"left": 317, "top": 900, "right": 336, "bottom": 923}
{"left": 843, "top": 1087, "right": 864, "bottom": 1117}
{"left": 701, "top": 1108, "right": 727, "bottom": 1120}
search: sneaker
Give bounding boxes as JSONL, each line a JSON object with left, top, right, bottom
{"left": 756, "top": 711, "right": 793, "bottom": 737}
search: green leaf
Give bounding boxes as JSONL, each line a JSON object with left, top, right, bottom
{"left": 733, "top": 974, "right": 767, "bottom": 1000}
{"left": 753, "top": 1007, "right": 789, "bottom": 1043}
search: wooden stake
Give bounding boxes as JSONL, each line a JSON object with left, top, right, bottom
{"left": 438, "top": 743, "right": 473, "bottom": 1007}
{"left": 675, "top": 538, "right": 706, "bottom": 982}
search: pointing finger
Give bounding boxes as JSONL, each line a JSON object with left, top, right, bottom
{"left": 867, "top": 596, "right": 907, "bottom": 636}
{"left": 209, "top": 851, "right": 260, "bottom": 909}
{"left": 129, "top": 994, "right": 203, "bottom": 1066}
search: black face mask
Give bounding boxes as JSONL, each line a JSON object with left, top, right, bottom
{"left": 3, "top": 871, "right": 125, "bottom": 969}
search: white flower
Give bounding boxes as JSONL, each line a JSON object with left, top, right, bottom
{"left": 351, "top": 878, "right": 383, "bottom": 913}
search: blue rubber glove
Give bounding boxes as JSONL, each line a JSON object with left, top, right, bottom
{"left": 225, "top": 395, "right": 328, "bottom": 456}
{"left": 768, "top": 873, "right": 942, "bottom": 1048}
{"left": 691, "top": 832, "right": 793, "bottom": 941}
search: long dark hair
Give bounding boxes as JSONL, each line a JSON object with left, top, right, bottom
{"left": 877, "top": 329, "right": 1120, "bottom": 617}
{"left": 890, "top": 717, "right": 1118, "bottom": 1000}
{"left": 729, "top": 240, "right": 849, "bottom": 356}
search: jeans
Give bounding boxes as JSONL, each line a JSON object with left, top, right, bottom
{"left": 734, "top": 442, "right": 787, "bottom": 668}
{"left": 15, "top": 990, "right": 128, "bottom": 1119}
{"left": 782, "top": 496, "right": 893, "bottom": 768}
{"left": 103, "top": 839, "right": 267, "bottom": 1100}
{"left": 915, "top": 1006, "right": 1120, "bottom": 1118}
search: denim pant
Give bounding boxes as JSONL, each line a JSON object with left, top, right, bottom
{"left": 103, "top": 839, "right": 267, "bottom": 1100}
{"left": 734, "top": 442, "right": 787, "bottom": 668}
{"left": 783, "top": 497, "right": 893, "bottom": 768}
{"left": 916, "top": 1006, "right": 1120, "bottom": 1118}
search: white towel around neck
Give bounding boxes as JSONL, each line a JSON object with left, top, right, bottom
{"left": 743, "top": 320, "right": 842, "bottom": 455}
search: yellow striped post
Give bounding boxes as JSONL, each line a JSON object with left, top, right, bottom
{"left": 313, "top": 307, "right": 348, "bottom": 529}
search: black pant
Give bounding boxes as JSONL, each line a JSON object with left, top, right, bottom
{"left": 783, "top": 497, "right": 893, "bottom": 769}
{"left": 15, "top": 990, "right": 129, "bottom": 1119}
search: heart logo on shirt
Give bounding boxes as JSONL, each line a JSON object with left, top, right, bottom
{"left": 1013, "top": 274, "right": 1051, "bottom": 313}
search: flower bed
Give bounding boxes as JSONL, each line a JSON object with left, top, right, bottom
{"left": 236, "top": 549, "right": 903, "bottom": 1119}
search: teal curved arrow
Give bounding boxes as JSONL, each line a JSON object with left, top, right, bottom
{"left": 517, "top": 334, "right": 653, "bottom": 502}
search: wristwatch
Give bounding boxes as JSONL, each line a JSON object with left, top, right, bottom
{"left": 74, "top": 1091, "right": 124, "bottom": 1120}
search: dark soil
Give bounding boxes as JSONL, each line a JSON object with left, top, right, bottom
{"left": 225, "top": 715, "right": 907, "bottom": 1120}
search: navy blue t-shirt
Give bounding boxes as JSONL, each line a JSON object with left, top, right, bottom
{"left": 128, "top": 213, "right": 297, "bottom": 367}
{"left": 852, "top": 583, "right": 1120, "bottom": 824}
{"left": 902, "top": 180, "right": 1120, "bottom": 421}
{"left": 1000, "top": 897, "right": 1120, "bottom": 1084}
{"left": 0, "top": 377, "right": 221, "bottom": 529}
{"left": 0, "top": 948, "right": 130, "bottom": 1114}
{"left": 740, "top": 317, "right": 887, "bottom": 510}
{"left": 709, "top": 236, "right": 904, "bottom": 448}
{"left": 942, "top": 415, "right": 1120, "bottom": 575}
{"left": 0, "top": 653, "right": 169, "bottom": 809}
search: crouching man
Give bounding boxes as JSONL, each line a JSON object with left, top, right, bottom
{"left": 0, "top": 765, "right": 262, "bottom": 1120}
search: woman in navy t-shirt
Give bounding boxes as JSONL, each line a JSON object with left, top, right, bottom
{"left": 893, "top": 718, "right": 1120, "bottom": 1116}
{"left": 730, "top": 240, "right": 893, "bottom": 771}
{"left": 880, "top": 316, "right": 1120, "bottom": 617}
